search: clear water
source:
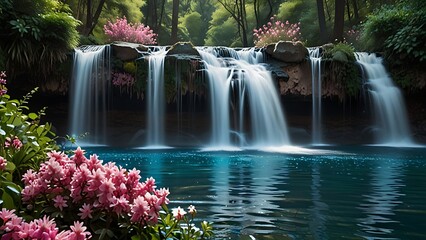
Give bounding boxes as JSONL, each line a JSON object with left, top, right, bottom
{"left": 81, "top": 146, "right": 426, "bottom": 239}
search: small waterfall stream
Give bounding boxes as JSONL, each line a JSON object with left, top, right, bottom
{"left": 198, "top": 47, "right": 291, "bottom": 149}
{"left": 309, "top": 47, "right": 323, "bottom": 145}
{"left": 356, "top": 52, "right": 413, "bottom": 146}
{"left": 69, "top": 45, "right": 110, "bottom": 144}
{"left": 146, "top": 47, "right": 168, "bottom": 147}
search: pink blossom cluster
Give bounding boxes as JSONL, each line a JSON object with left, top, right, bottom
{"left": 5, "top": 136, "right": 23, "bottom": 150}
{"left": 112, "top": 71, "right": 135, "bottom": 88}
{"left": 0, "top": 208, "right": 91, "bottom": 240}
{"left": 253, "top": 16, "right": 301, "bottom": 47}
{"left": 0, "top": 156, "right": 6, "bottom": 170}
{"left": 21, "top": 148, "right": 170, "bottom": 226}
{"left": 0, "top": 71, "right": 7, "bottom": 96}
{"left": 345, "top": 29, "right": 360, "bottom": 43}
{"left": 104, "top": 17, "right": 157, "bottom": 44}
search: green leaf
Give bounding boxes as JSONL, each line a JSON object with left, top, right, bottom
{"left": 28, "top": 113, "right": 38, "bottom": 120}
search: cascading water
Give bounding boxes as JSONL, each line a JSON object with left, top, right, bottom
{"left": 309, "top": 47, "right": 323, "bottom": 144}
{"left": 146, "top": 47, "right": 168, "bottom": 147}
{"left": 198, "top": 47, "right": 291, "bottom": 149}
{"left": 198, "top": 48, "right": 233, "bottom": 149}
{"left": 70, "top": 45, "right": 110, "bottom": 145}
{"left": 356, "top": 52, "right": 413, "bottom": 146}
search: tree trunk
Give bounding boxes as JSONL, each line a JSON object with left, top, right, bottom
{"left": 81, "top": 0, "right": 106, "bottom": 36}
{"left": 352, "top": 0, "right": 359, "bottom": 22}
{"left": 171, "top": 0, "right": 179, "bottom": 44}
{"left": 333, "top": 0, "right": 345, "bottom": 42}
{"left": 316, "top": 0, "right": 328, "bottom": 44}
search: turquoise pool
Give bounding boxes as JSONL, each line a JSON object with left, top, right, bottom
{"left": 82, "top": 146, "right": 426, "bottom": 239}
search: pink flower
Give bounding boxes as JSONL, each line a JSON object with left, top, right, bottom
{"left": 110, "top": 196, "right": 130, "bottom": 215}
{"left": 53, "top": 195, "right": 68, "bottom": 211}
{"left": 172, "top": 207, "right": 186, "bottom": 220}
{"left": 30, "top": 215, "right": 58, "bottom": 239}
{"left": 69, "top": 221, "right": 91, "bottom": 240}
{"left": 5, "top": 136, "right": 23, "bottom": 150}
{"left": 130, "top": 196, "right": 149, "bottom": 223}
{"left": 0, "top": 156, "right": 7, "bottom": 170}
{"left": 78, "top": 203, "right": 93, "bottom": 220}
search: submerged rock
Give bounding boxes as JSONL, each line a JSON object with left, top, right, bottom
{"left": 266, "top": 41, "right": 308, "bottom": 63}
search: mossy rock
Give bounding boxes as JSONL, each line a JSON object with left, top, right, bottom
{"left": 333, "top": 50, "right": 349, "bottom": 63}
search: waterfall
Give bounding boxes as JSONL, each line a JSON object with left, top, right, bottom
{"left": 69, "top": 45, "right": 110, "bottom": 145}
{"left": 198, "top": 47, "right": 291, "bottom": 149}
{"left": 146, "top": 47, "right": 168, "bottom": 147}
{"left": 198, "top": 48, "right": 233, "bottom": 148}
{"left": 355, "top": 52, "right": 413, "bottom": 146}
{"left": 309, "top": 47, "right": 323, "bottom": 145}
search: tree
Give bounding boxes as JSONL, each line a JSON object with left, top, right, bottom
{"left": 316, "top": 0, "right": 328, "bottom": 44}
{"left": 217, "top": 0, "right": 249, "bottom": 46}
{"left": 171, "top": 0, "right": 180, "bottom": 44}
{"left": 333, "top": 0, "right": 345, "bottom": 42}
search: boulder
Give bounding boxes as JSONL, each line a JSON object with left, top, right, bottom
{"left": 167, "top": 42, "right": 200, "bottom": 57}
{"left": 111, "top": 41, "right": 148, "bottom": 61}
{"left": 266, "top": 41, "right": 308, "bottom": 63}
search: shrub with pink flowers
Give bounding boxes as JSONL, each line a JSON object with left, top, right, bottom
{"left": 253, "top": 16, "right": 302, "bottom": 47}
{"left": 0, "top": 209, "right": 91, "bottom": 240}
{"left": 112, "top": 71, "right": 136, "bottom": 96}
{"left": 103, "top": 17, "right": 157, "bottom": 45}
{"left": 16, "top": 148, "right": 213, "bottom": 239}
{"left": 1, "top": 71, "right": 57, "bottom": 210}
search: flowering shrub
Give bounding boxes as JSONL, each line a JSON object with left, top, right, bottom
{"left": 104, "top": 17, "right": 157, "bottom": 44}
{"left": 0, "top": 71, "right": 57, "bottom": 210}
{"left": 19, "top": 148, "right": 213, "bottom": 239}
{"left": 112, "top": 71, "right": 136, "bottom": 94}
{"left": 253, "top": 16, "right": 301, "bottom": 47}
{"left": 0, "top": 209, "right": 91, "bottom": 239}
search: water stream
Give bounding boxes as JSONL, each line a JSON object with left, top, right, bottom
{"left": 69, "top": 45, "right": 110, "bottom": 145}
{"left": 356, "top": 52, "right": 413, "bottom": 146}
{"left": 309, "top": 47, "right": 323, "bottom": 144}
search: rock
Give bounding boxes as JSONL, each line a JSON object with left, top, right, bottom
{"left": 111, "top": 41, "right": 148, "bottom": 61}
{"left": 167, "top": 42, "right": 200, "bottom": 57}
{"left": 266, "top": 41, "right": 308, "bottom": 63}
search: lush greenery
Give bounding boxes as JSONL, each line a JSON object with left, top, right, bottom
{"left": 360, "top": 0, "right": 426, "bottom": 63}
{"left": 322, "top": 43, "right": 360, "bottom": 97}
{"left": 0, "top": 73, "right": 213, "bottom": 239}
{"left": 0, "top": 0, "right": 80, "bottom": 80}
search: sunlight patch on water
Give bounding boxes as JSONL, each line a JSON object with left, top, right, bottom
{"left": 137, "top": 145, "right": 174, "bottom": 150}
{"left": 200, "top": 146, "right": 243, "bottom": 152}
{"left": 258, "top": 145, "right": 346, "bottom": 155}
{"left": 367, "top": 142, "right": 425, "bottom": 148}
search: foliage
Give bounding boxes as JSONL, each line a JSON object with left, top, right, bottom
{"left": 322, "top": 42, "right": 356, "bottom": 62}
{"left": 253, "top": 16, "right": 301, "bottom": 47}
{"left": 103, "top": 17, "right": 157, "bottom": 44}
{"left": 384, "top": 13, "right": 426, "bottom": 62}
{"left": 112, "top": 71, "right": 136, "bottom": 96}
{"left": 179, "top": 12, "right": 205, "bottom": 46}
{"left": 0, "top": 72, "right": 57, "bottom": 210}
{"left": 360, "top": 1, "right": 426, "bottom": 62}
{"left": 322, "top": 43, "right": 360, "bottom": 97}
{"left": 0, "top": 0, "right": 80, "bottom": 80}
